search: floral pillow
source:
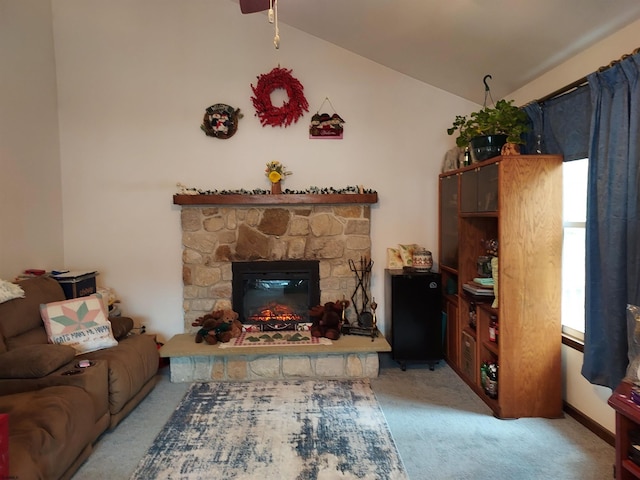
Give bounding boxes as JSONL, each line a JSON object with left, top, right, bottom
{"left": 40, "top": 293, "right": 118, "bottom": 355}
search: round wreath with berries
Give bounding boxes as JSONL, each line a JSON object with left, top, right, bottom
{"left": 250, "top": 67, "right": 309, "bottom": 128}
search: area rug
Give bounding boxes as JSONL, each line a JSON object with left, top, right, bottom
{"left": 130, "top": 380, "right": 408, "bottom": 480}
{"left": 218, "top": 331, "right": 332, "bottom": 348}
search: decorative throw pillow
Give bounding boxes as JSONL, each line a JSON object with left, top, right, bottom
{"left": 40, "top": 293, "right": 118, "bottom": 355}
{"left": 0, "top": 279, "right": 25, "bottom": 304}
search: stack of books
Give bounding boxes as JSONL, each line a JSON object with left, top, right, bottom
{"left": 462, "top": 277, "right": 495, "bottom": 297}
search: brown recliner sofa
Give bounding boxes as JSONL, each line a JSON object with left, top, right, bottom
{"left": 0, "top": 276, "right": 160, "bottom": 480}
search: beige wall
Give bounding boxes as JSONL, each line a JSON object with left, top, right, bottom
{"left": 506, "top": 17, "right": 640, "bottom": 434}
{"left": 0, "top": 0, "right": 64, "bottom": 277}
{"left": 50, "top": 0, "right": 476, "bottom": 341}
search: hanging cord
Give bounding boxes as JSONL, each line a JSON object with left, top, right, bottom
{"left": 483, "top": 74, "right": 494, "bottom": 108}
{"left": 273, "top": 0, "right": 280, "bottom": 49}
{"left": 316, "top": 97, "right": 337, "bottom": 114}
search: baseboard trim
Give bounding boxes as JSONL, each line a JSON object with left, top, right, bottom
{"left": 563, "top": 401, "right": 614, "bottom": 447}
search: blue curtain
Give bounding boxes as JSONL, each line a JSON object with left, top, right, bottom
{"left": 581, "top": 52, "right": 640, "bottom": 389}
{"left": 522, "top": 85, "right": 591, "bottom": 160}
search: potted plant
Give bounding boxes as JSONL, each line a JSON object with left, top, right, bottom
{"left": 447, "top": 99, "right": 529, "bottom": 162}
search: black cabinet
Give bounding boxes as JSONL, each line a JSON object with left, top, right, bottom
{"left": 385, "top": 269, "right": 442, "bottom": 370}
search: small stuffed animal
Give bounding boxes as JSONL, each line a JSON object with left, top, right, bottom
{"left": 191, "top": 314, "right": 223, "bottom": 345}
{"left": 191, "top": 309, "right": 242, "bottom": 344}
{"left": 309, "top": 301, "right": 345, "bottom": 340}
{"left": 215, "top": 309, "right": 243, "bottom": 343}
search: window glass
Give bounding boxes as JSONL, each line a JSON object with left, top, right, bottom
{"left": 562, "top": 158, "right": 588, "bottom": 339}
{"left": 563, "top": 160, "right": 588, "bottom": 222}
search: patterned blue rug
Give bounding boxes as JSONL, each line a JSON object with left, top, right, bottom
{"left": 130, "top": 379, "right": 408, "bottom": 480}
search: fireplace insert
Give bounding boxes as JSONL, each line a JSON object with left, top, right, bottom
{"left": 232, "top": 260, "right": 320, "bottom": 331}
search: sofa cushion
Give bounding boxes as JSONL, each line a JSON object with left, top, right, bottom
{"left": 0, "top": 276, "right": 65, "bottom": 353}
{"left": 40, "top": 293, "right": 118, "bottom": 355}
{"left": 79, "top": 334, "right": 159, "bottom": 416}
{"left": 0, "top": 385, "right": 97, "bottom": 480}
{"left": 109, "top": 316, "right": 134, "bottom": 340}
{"left": 0, "top": 344, "right": 76, "bottom": 379}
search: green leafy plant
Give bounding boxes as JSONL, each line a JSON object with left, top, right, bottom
{"left": 447, "top": 99, "right": 529, "bottom": 147}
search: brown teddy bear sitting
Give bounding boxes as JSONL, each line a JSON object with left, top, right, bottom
{"left": 191, "top": 309, "right": 242, "bottom": 345}
{"left": 216, "top": 309, "right": 243, "bottom": 343}
{"left": 309, "top": 301, "right": 345, "bottom": 340}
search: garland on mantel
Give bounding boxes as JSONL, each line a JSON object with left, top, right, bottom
{"left": 176, "top": 183, "right": 376, "bottom": 196}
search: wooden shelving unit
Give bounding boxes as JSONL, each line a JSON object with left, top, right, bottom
{"left": 439, "top": 155, "right": 563, "bottom": 418}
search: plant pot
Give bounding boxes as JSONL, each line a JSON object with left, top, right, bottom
{"left": 469, "top": 134, "right": 507, "bottom": 163}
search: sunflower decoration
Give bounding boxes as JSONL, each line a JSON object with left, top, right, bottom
{"left": 265, "top": 161, "right": 292, "bottom": 184}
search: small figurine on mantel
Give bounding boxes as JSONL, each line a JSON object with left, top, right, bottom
{"left": 176, "top": 182, "right": 199, "bottom": 195}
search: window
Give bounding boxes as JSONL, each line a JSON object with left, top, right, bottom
{"left": 562, "top": 158, "right": 588, "bottom": 341}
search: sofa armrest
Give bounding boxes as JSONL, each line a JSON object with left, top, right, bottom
{"left": 0, "top": 344, "right": 76, "bottom": 379}
{"left": 0, "top": 360, "right": 109, "bottom": 422}
{"left": 109, "top": 315, "right": 134, "bottom": 340}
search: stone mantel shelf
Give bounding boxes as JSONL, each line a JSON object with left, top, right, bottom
{"left": 173, "top": 193, "right": 378, "bottom": 206}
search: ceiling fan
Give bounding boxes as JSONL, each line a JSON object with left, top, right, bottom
{"left": 239, "top": 0, "right": 272, "bottom": 14}
{"left": 239, "top": 0, "right": 281, "bottom": 48}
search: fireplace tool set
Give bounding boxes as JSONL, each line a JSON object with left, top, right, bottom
{"left": 342, "top": 257, "right": 378, "bottom": 340}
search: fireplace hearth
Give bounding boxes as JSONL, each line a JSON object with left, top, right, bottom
{"left": 232, "top": 260, "right": 320, "bottom": 331}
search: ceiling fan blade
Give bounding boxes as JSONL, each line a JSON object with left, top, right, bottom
{"left": 239, "top": 0, "right": 271, "bottom": 14}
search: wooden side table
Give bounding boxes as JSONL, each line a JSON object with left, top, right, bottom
{"left": 609, "top": 381, "right": 640, "bottom": 479}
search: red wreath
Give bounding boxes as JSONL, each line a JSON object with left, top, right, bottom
{"left": 251, "top": 67, "right": 309, "bottom": 128}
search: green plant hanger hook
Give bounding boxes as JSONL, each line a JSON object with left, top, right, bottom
{"left": 483, "top": 74, "right": 494, "bottom": 108}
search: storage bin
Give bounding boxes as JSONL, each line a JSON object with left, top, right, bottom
{"left": 52, "top": 271, "right": 98, "bottom": 299}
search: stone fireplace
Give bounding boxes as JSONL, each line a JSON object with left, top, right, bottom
{"left": 177, "top": 194, "right": 377, "bottom": 332}
{"left": 165, "top": 193, "right": 389, "bottom": 383}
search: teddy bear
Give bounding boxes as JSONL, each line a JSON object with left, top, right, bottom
{"left": 215, "top": 309, "right": 243, "bottom": 343}
{"left": 308, "top": 300, "right": 346, "bottom": 340}
{"left": 191, "top": 309, "right": 242, "bottom": 344}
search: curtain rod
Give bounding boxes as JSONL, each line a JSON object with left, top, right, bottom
{"left": 534, "top": 46, "right": 640, "bottom": 104}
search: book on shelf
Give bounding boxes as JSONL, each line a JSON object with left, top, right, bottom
{"left": 473, "top": 277, "right": 494, "bottom": 286}
{"left": 463, "top": 282, "right": 495, "bottom": 296}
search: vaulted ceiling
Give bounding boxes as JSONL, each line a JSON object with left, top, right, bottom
{"left": 234, "top": 0, "right": 640, "bottom": 105}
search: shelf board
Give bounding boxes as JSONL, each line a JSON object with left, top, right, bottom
{"left": 460, "top": 211, "right": 498, "bottom": 218}
{"left": 173, "top": 193, "right": 378, "bottom": 206}
{"left": 440, "top": 265, "right": 458, "bottom": 275}
{"left": 623, "top": 458, "right": 640, "bottom": 478}
{"left": 482, "top": 340, "right": 499, "bottom": 356}
{"left": 462, "top": 326, "right": 477, "bottom": 338}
